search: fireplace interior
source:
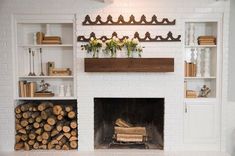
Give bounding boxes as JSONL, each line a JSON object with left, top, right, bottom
{"left": 94, "top": 98, "right": 164, "bottom": 149}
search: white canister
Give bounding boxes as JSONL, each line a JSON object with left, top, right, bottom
{"left": 65, "top": 85, "right": 72, "bottom": 97}
{"left": 59, "top": 85, "right": 65, "bottom": 97}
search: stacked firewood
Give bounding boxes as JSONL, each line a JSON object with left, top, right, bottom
{"left": 113, "top": 118, "right": 147, "bottom": 143}
{"left": 15, "top": 102, "right": 78, "bottom": 150}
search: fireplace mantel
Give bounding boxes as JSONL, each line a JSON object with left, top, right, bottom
{"left": 84, "top": 58, "right": 174, "bottom": 72}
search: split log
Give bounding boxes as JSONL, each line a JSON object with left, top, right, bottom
{"left": 62, "top": 126, "right": 71, "bottom": 133}
{"left": 15, "top": 142, "right": 24, "bottom": 150}
{"left": 42, "top": 132, "right": 50, "bottom": 140}
{"left": 21, "top": 134, "right": 28, "bottom": 141}
{"left": 114, "top": 127, "right": 147, "bottom": 136}
{"left": 20, "top": 120, "right": 29, "bottom": 127}
{"left": 28, "top": 133, "right": 36, "bottom": 140}
{"left": 35, "top": 128, "right": 43, "bottom": 135}
{"left": 28, "top": 118, "right": 34, "bottom": 124}
{"left": 69, "top": 136, "right": 78, "bottom": 142}
{"left": 16, "top": 124, "right": 23, "bottom": 131}
{"left": 51, "top": 129, "right": 59, "bottom": 137}
{"left": 18, "top": 129, "right": 26, "bottom": 134}
{"left": 65, "top": 106, "right": 73, "bottom": 112}
{"left": 47, "top": 116, "right": 56, "bottom": 126}
{"left": 70, "top": 120, "right": 77, "bottom": 129}
{"left": 55, "top": 144, "right": 61, "bottom": 150}
{"left": 36, "top": 135, "right": 42, "bottom": 142}
{"left": 41, "top": 108, "right": 52, "bottom": 120}
{"left": 15, "top": 135, "right": 21, "bottom": 143}
{"left": 68, "top": 111, "right": 76, "bottom": 119}
{"left": 115, "top": 118, "right": 132, "bottom": 128}
{"left": 57, "top": 115, "right": 63, "bottom": 120}
{"left": 70, "top": 141, "right": 78, "bottom": 149}
{"left": 62, "top": 143, "right": 70, "bottom": 150}
{"left": 33, "top": 142, "right": 39, "bottom": 149}
{"left": 35, "top": 116, "right": 42, "bottom": 123}
{"left": 28, "top": 140, "right": 35, "bottom": 146}
{"left": 53, "top": 105, "right": 63, "bottom": 115}
{"left": 64, "top": 132, "right": 71, "bottom": 139}
{"left": 15, "top": 113, "right": 22, "bottom": 119}
{"left": 31, "top": 112, "right": 40, "bottom": 118}
{"left": 116, "top": 134, "right": 143, "bottom": 142}
{"left": 24, "top": 142, "right": 30, "bottom": 151}
{"left": 15, "top": 106, "right": 21, "bottom": 114}
{"left": 38, "top": 102, "right": 53, "bottom": 111}
{"left": 22, "top": 111, "right": 32, "bottom": 119}
{"left": 44, "top": 123, "right": 52, "bottom": 132}
{"left": 33, "top": 122, "right": 40, "bottom": 129}
{"left": 71, "top": 130, "right": 77, "bottom": 136}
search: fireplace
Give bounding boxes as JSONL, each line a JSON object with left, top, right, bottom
{"left": 94, "top": 98, "right": 164, "bottom": 149}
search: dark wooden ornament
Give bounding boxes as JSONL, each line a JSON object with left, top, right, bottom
{"left": 77, "top": 32, "right": 181, "bottom": 42}
{"left": 82, "top": 15, "right": 176, "bottom": 25}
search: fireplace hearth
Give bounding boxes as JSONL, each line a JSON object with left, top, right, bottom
{"left": 94, "top": 98, "right": 164, "bottom": 149}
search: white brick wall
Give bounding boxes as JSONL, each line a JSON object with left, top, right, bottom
{"left": 0, "top": 0, "right": 232, "bottom": 153}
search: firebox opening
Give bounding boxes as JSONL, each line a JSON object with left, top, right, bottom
{"left": 94, "top": 98, "right": 164, "bottom": 150}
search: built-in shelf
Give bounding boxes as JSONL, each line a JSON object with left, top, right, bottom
{"left": 85, "top": 58, "right": 174, "bottom": 72}
{"left": 16, "top": 97, "right": 76, "bottom": 100}
{"left": 19, "top": 76, "right": 74, "bottom": 79}
{"left": 185, "top": 45, "right": 217, "bottom": 48}
{"left": 184, "top": 98, "right": 217, "bottom": 103}
{"left": 185, "top": 77, "right": 216, "bottom": 79}
{"left": 18, "top": 44, "right": 73, "bottom": 48}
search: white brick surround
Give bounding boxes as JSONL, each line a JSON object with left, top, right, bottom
{"left": 0, "top": 0, "right": 232, "bottom": 154}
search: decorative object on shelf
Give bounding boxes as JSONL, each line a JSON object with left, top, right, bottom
{"left": 198, "top": 36, "right": 216, "bottom": 45}
{"left": 34, "top": 80, "right": 54, "bottom": 97}
{"left": 82, "top": 15, "right": 176, "bottom": 25}
{"left": 81, "top": 37, "right": 103, "bottom": 58}
{"left": 198, "top": 85, "right": 211, "bottom": 97}
{"left": 123, "top": 38, "right": 143, "bottom": 58}
{"left": 196, "top": 48, "right": 202, "bottom": 77}
{"left": 104, "top": 37, "right": 123, "bottom": 58}
{"left": 47, "top": 62, "right": 55, "bottom": 76}
{"left": 32, "top": 50, "right": 36, "bottom": 76}
{"left": 50, "top": 68, "right": 72, "bottom": 76}
{"left": 184, "top": 61, "right": 196, "bottom": 77}
{"left": 187, "top": 23, "right": 196, "bottom": 45}
{"left": 28, "top": 48, "right": 33, "bottom": 76}
{"left": 186, "top": 90, "right": 197, "bottom": 98}
{"left": 36, "top": 32, "right": 62, "bottom": 44}
{"left": 77, "top": 31, "right": 181, "bottom": 42}
{"left": 45, "top": 24, "right": 51, "bottom": 36}
{"left": 33, "top": 33, "right": 37, "bottom": 45}
{"left": 47, "top": 62, "right": 72, "bottom": 76}
{"left": 59, "top": 84, "right": 65, "bottom": 97}
{"left": 18, "top": 81, "right": 36, "bottom": 97}
{"left": 36, "top": 32, "right": 44, "bottom": 44}
{"left": 39, "top": 48, "right": 45, "bottom": 76}
{"left": 204, "top": 48, "right": 210, "bottom": 77}
{"left": 65, "top": 84, "right": 72, "bottom": 97}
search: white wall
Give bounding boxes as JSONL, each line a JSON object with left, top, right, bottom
{"left": 228, "top": 0, "right": 235, "bottom": 101}
{"left": 0, "top": 0, "right": 231, "bottom": 152}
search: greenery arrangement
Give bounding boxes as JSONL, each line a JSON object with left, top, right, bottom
{"left": 81, "top": 37, "right": 143, "bottom": 58}
{"left": 81, "top": 37, "right": 103, "bottom": 58}
{"left": 123, "top": 38, "right": 143, "bottom": 57}
{"left": 105, "top": 37, "right": 123, "bottom": 57}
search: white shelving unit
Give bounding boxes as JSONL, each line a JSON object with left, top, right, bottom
{"left": 13, "top": 14, "right": 77, "bottom": 101}
{"left": 183, "top": 15, "right": 222, "bottom": 150}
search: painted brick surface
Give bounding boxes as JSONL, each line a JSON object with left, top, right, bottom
{"left": 0, "top": 0, "right": 231, "bottom": 153}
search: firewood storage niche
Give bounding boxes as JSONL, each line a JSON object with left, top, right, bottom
{"left": 94, "top": 98, "right": 164, "bottom": 149}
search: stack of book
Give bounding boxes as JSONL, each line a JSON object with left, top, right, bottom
{"left": 36, "top": 32, "right": 62, "bottom": 44}
{"left": 42, "top": 36, "right": 62, "bottom": 44}
{"left": 19, "top": 81, "right": 36, "bottom": 97}
{"left": 185, "top": 62, "right": 196, "bottom": 77}
{"left": 198, "top": 36, "right": 216, "bottom": 45}
{"left": 186, "top": 90, "right": 197, "bottom": 98}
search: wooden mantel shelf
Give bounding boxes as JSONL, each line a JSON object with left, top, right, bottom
{"left": 84, "top": 58, "right": 174, "bottom": 72}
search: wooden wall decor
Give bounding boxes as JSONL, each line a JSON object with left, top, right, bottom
{"left": 77, "top": 32, "right": 181, "bottom": 42}
{"left": 82, "top": 15, "right": 176, "bottom": 25}
{"left": 84, "top": 58, "right": 174, "bottom": 72}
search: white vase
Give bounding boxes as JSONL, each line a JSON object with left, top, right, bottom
{"left": 204, "top": 48, "right": 210, "bottom": 77}
{"left": 189, "top": 23, "right": 196, "bottom": 45}
{"left": 196, "top": 48, "right": 202, "bottom": 77}
{"left": 65, "top": 85, "right": 72, "bottom": 97}
{"left": 59, "top": 85, "right": 65, "bottom": 97}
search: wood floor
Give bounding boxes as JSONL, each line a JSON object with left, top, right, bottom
{"left": 0, "top": 150, "right": 230, "bottom": 156}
